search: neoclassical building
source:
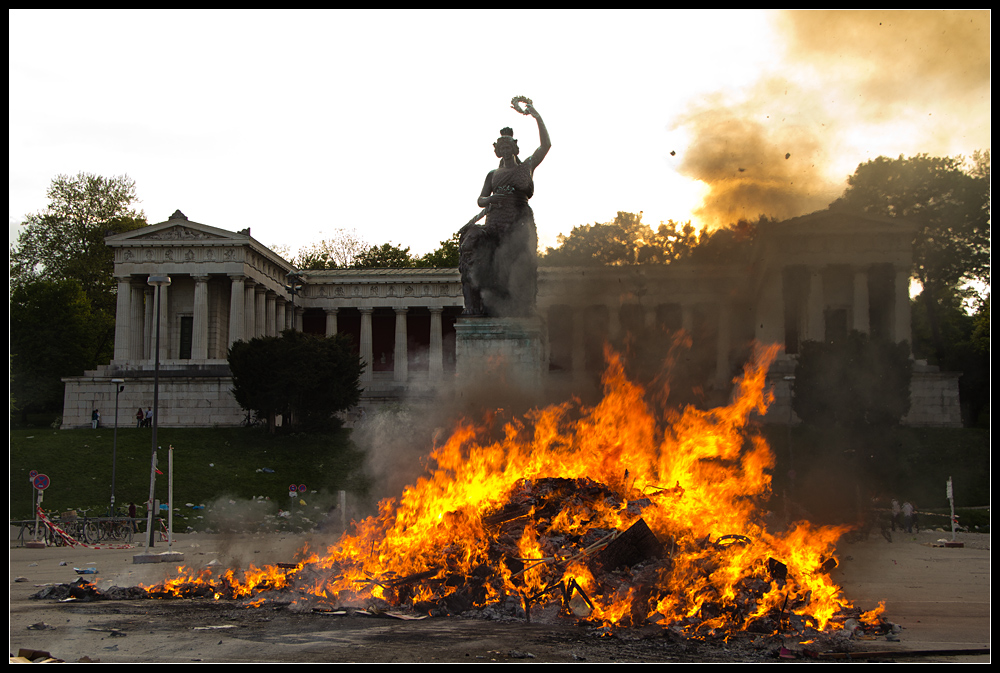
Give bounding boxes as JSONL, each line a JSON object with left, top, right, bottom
{"left": 61, "top": 209, "right": 961, "bottom": 428}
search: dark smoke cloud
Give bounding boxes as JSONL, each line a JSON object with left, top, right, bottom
{"left": 672, "top": 10, "right": 990, "bottom": 230}
{"left": 777, "top": 10, "right": 990, "bottom": 118}
{"left": 673, "top": 79, "right": 838, "bottom": 227}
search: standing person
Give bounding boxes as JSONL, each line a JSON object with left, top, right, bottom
{"left": 891, "top": 498, "right": 901, "bottom": 531}
{"left": 144, "top": 407, "right": 153, "bottom": 428}
{"left": 136, "top": 407, "right": 144, "bottom": 429}
{"left": 92, "top": 409, "right": 100, "bottom": 429}
{"left": 128, "top": 502, "right": 138, "bottom": 532}
{"left": 902, "top": 501, "right": 915, "bottom": 534}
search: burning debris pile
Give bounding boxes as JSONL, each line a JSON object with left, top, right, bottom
{"left": 42, "top": 345, "right": 892, "bottom": 641}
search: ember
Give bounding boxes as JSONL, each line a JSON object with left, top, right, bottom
{"left": 137, "top": 344, "right": 880, "bottom": 637}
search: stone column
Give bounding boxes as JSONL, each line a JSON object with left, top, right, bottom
{"left": 853, "top": 267, "right": 870, "bottom": 334}
{"left": 144, "top": 287, "right": 154, "bottom": 361}
{"left": 681, "top": 304, "right": 694, "bottom": 335}
{"left": 359, "top": 307, "right": 373, "bottom": 382}
{"left": 243, "top": 281, "right": 256, "bottom": 341}
{"left": 755, "top": 270, "right": 784, "bottom": 348}
{"left": 607, "top": 303, "right": 621, "bottom": 342}
{"left": 294, "top": 307, "right": 304, "bottom": 332}
{"left": 715, "top": 303, "right": 731, "bottom": 384}
{"left": 325, "top": 308, "right": 339, "bottom": 337}
{"left": 265, "top": 291, "right": 277, "bottom": 337}
{"left": 571, "top": 306, "right": 586, "bottom": 381}
{"left": 254, "top": 286, "right": 267, "bottom": 338}
{"left": 192, "top": 275, "right": 210, "bottom": 361}
{"left": 894, "top": 266, "right": 912, "bottom": 351}
{"left": 155, "top": 282, "right": 170, "bottom": 362}
{"left": 394, "top": 307, "right": 408, "bottom": 383}
{"left": 129, "top": 279, "right": 146, "bottom": 361}
{"left": 113, "top": 276, "right": 132, "bottom": 363}
{"left": 275, "top": 300, "right": 286, "bottom": 336}
{"left": 429, "top": 307, "right": 444, "bottom": 378}
{"left": 228, "top": 275, "right": 246, "bottom": 348}
{"left": 806, "top": 267, "right": 825, "bottom": 342}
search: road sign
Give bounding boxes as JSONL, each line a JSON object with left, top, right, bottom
{"left": 32, "top": 473, "right": 50, "bottom": 491}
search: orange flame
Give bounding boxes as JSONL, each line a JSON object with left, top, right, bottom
{"left": 149, "top": 342, "right": 865, "bottom": 634}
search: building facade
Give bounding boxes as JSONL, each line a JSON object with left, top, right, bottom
{"left": 61, "top": 209, "right": 961, "bottom": 428}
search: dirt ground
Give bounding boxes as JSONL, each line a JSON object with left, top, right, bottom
{"left": 9, "top": 527, "right": 991, "bottom": 663}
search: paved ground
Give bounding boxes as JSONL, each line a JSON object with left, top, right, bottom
{"left": 9, "top": 527, "right": 990, "bottom": 663}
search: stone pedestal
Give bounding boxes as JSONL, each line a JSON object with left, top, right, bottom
{"left": 455, "top": 316, "right": 546, "bottom": 393}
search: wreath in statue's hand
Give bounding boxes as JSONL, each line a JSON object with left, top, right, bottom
{"left": 511, "top": 96, "right": 533, "bottom": 115}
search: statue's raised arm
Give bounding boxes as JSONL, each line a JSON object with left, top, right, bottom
{"left": 512, "top": 96, "right": 550, "bottom": 170}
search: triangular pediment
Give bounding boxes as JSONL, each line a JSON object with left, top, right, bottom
{"left": 766, "top": 208, "right": 918, "bottom": 236}
{"left": 106, "top": 210, "right": 252, "bottom": 245}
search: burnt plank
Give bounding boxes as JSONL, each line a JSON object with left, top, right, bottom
{"left": 595, "top": 519, "right": 664, "bottom": 571}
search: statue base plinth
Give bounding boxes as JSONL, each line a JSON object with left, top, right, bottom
{"left": 455, "top": 316, "right": 546, "bottom": 395}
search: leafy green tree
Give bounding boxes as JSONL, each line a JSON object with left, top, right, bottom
{"left": 544, "top": 212, "right": 706, "bottom": 266}
{"left": 10, "top": 172, "right": 147, "bottom": 364}
{"left": 831, "top": 152, "right": 990, "bottom": 362}
{"left": 228, "top": 331, "right": 363, "bottom": 433}
{"left": 793, "top": 332, "right": 913, "bottom": 429}
{"left": 415, "top": 232, "right": 461, "bottom": 268}
{"left": 352, "top": 242, "right": 417, "bottom": 269}
{"left": 911, "top": 288, "right": 990, "bottom": 427}
{"left": 10, "top": 279, "right": 97, "bottom": 419}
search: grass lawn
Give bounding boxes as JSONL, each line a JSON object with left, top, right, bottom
{"left": 11, "top": 415, "right": 989, "bottom": 535}
{"left": 10, "top": 423, "right": 368, "bottom": 531}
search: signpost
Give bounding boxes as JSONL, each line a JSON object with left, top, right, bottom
{"left": 29, "top": 472, "right": 49, "bottom": 546}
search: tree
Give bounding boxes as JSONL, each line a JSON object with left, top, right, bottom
{"left": 10, "top": 172, "right": 147, "bottom": 364}
{"left": 544, "top": 212, "right": 706, "bottom": 266}
{"left": 10, "top": 279, "right": 97, "bottom": 419}
{"left": 792, "top": 332, "right": 913, "bottom": 430}
{"left": 228, "top": 331, "right": 363, "bottom": 433}
{"left": 352, "top": 242, "right": 417, "bottom": 269}
{"left": 911, "top": 288, "right": 990, "bottom": 427}
{"left": 415, "top": 232, "right": 461, "bottom": 268}
{"left": 831, "top": 153, "right": 990, "bottom": 362}
{"left": 292, "top": 229, "right": 368, "bottom": 270}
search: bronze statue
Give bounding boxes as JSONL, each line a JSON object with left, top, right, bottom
{"left": 460, "top": 97, "right": 551, "bottom": 317}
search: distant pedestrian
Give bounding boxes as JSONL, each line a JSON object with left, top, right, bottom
{"left": 902, "top": 501, "right": 916, "bottom": 533}
{"left": 135, "top": 407, "right": 144, "bottom": 429}
{"left": 891, "top": 499, "right": 901, "bottom": 531}
{"left": 92, "top": 409, "right": 100, "bottom": 429}
{"left": 144, "top": 408, "right": 153, "bottom": 428}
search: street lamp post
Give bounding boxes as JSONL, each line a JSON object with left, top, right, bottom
{"left": 145, "top": 275, "right": 171, "bottom": 550}
{"left": 110, "top": 378, "right": 125, "bottom": 517}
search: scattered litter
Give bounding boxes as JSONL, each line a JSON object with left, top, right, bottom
{"left": 193, "top": 624, "right": 237, "bottom": 630}
{"left": 11, "top": 649, "right": 64, "bottom": 663}
{"left": 59, "top": 561, "right": 68, "bottom": 566}
{"left": 27, "top": 622, "right": 53, "bottom": 630}
{"left": 14, "top": 577, "right": 29, "bottom": 583}
{"left": 87, "top": 628, "right": 127, "bottom": 637}
{"left": 74, "top": 568, "right": 98, "bottom": 575}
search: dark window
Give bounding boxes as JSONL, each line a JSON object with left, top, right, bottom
{"left": 179, "top": 316, "right": 193, "bottom": 360}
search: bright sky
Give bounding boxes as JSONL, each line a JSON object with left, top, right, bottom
{"left": 8, "top": 10, "right": 991, "bottom": 260}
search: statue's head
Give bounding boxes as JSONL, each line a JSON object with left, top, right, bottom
{"left": 493, "top": 127, "right": 519, "bottom": 159}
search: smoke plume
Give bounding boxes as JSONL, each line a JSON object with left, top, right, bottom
{"left": 673, "top": 10, "right": 990, "bottom": 230}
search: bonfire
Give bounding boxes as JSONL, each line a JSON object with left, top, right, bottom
{"left": 145, "top": 343, "right": 886, "bottom": 638}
